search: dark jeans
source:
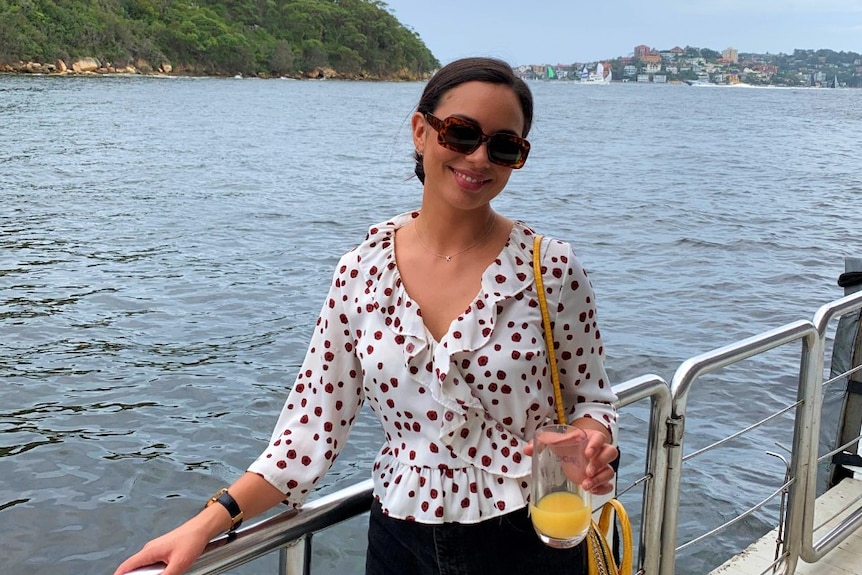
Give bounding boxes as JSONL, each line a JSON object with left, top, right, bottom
{"left": 366, "top": 499, "right": 586, "bottom": 575}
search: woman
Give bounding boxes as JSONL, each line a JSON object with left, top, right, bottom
{"left": 114, "top": 57, "right": 618, "bottom": 575}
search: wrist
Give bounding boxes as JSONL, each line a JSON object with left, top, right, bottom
{"left": 204, "top": 488, "right": 244, "bottom": 533}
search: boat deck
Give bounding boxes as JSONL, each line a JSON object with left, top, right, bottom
{"left": 709, "top": 477, "right": 862, "bottom": 575}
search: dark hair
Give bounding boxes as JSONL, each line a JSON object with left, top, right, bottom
{"left": 414, "top": 57, "right": 534, "bottom": 183}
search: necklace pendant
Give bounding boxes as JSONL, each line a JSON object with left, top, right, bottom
{"left": 445, "top": 256, "right": 452, "bottom": 262}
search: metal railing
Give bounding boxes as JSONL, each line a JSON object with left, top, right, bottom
{"left": 657, "top": 289, "right": 862, "bottom": 575}
{"left": 660, "top": 319, "right": 820, "bottom": 575}
{"left": 800, "top": 292, "right": 862, "bottom": 563}
{"left": 178, "top": 480, "right": 372, "bottom": 575}
{"left": 128, "top": 291, "right": 862, "bottom": 575}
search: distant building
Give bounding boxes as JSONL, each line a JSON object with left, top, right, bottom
{"left": 653, "top": 74, "right": 667, "bottom": 83}
{"left": 752, "top": 64, "right": 778, "bottom": 76}
{"left": 643, "top": 61, "right": 662, "bottom": 73}
{"left": 634, "top": 44, "right": 651, "bottom": 59}
{"left": 722, "top": 47, "right": 739, "bottom": 63}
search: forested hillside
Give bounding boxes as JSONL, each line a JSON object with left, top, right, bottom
{"left": 0, "top": 0, "right": 439, "bottom": 78}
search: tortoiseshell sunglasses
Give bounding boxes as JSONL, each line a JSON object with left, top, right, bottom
{"left": 424, "top": 113, "right": 531, "bottom": 169}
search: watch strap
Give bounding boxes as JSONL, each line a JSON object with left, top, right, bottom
{"left": 205, "top": 488, "right": 243, "bottom": 531}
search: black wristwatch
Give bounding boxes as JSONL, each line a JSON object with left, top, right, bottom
{"left": 205, "top": 488, "right": 243, "bottom": 532}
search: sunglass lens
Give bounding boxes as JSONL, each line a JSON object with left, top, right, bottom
{"left": 489, "top": 138, "right": 526, "bottom": 166}
{"left": 442, "top": 123, "right": 482, "bottom": 153}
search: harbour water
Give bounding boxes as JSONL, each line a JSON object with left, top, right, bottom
{"left": 1, "top": 75, "right": 860, "bottom": 575}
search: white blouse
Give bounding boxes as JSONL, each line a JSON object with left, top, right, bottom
{"left": 248, "top": 211, "right": 617, "bottom": 524}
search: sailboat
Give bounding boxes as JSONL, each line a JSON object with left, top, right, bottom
{"left": 831, "top": 75, "right": 840, "bottom": 88}
{"left": 579, "top": 62, "right": 611, "bottom": 84}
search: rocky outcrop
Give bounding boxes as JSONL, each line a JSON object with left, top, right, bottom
{"left": 71, "top": 57, "right": 100, "bottom": 73}
{"left": 0, "top": 57, "right": 430, "bottom": 81}
{"left": 304, "top": 66, "right": 338, "bottom": 79}
{"left": 0, "top": 57, "right": 146, "bottom": 75}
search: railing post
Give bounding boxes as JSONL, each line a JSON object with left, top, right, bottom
{"left": 775, "top": 329, "right": 821, "bottom": 575}
{"left": 612, "top": 375, "right": 672, "bottom": 575}
{"left": 279, "top": 535, "right": 312, "bottom": 575}
{"left": 658, "top": 411, "right": 685, "bottom": 575}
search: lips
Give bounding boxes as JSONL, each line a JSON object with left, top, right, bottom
{"left": 452, "top": 168, "right": 490, "bottom": 189}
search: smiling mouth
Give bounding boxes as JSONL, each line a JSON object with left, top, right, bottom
{"left": 453, "top": 169, "right": 488, "bottom": 185}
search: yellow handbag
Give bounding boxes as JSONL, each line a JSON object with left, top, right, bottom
{"left": 533, "top": 235, "right": 633, "bottom": 575}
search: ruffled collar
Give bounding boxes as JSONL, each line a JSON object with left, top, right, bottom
{"left": 355, "top": 211, "right": 537, "bottom": 347}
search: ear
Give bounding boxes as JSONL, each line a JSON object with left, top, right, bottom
{"left": 411, "top": 111, "right": 427, "bottom": 154}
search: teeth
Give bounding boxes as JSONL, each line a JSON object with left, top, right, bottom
{"left": 456, "top": 171, "right": 482, "bottom": 184}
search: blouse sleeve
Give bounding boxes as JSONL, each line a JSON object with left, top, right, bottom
{"left": 247, "top": 256, "right": 365, "bottom": 507}
{"left": 545, "top": 239, "right": 618, "bottom": 441}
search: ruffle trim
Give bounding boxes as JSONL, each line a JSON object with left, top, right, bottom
{"left": 372, "top": 450, "right": 531, "bottom": 524}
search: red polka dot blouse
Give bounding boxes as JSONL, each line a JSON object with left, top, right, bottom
{"left": 249, "top": 212, "right": 617, "bottom": 524}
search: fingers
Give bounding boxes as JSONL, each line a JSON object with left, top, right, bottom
{"left": 583, "top": 429, "right": 610, "bottom": 459}
{"left": 523, "top": 440, "right": 534, "bottom": 456}
{"left": 113, "top": 535, "right": 193, "bottom": 575}
{"left": 583, "top": 441, "right": 618, "bottom": 493}
{"left": 113, "top": 553, "right": 165, "bottom": 575}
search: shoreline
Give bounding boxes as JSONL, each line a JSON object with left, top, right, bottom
{"left": 0, "top": 59, "right": 429, "bottom": 81}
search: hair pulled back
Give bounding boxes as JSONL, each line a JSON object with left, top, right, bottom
{"left": 413, "top": 57, "right": 534, "bottom": 184}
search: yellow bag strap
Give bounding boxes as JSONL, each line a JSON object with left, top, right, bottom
{"left": 598, "top": 499, "right": 634, "bottom": 575}
{"left": 532, "top": 234, "right": 566, "bottom": 425}
{"left": 587, "top": 521, "right": 616, "bottom": 575}
{"left": 533, "top": 234, "right": 633, "bottom": 575}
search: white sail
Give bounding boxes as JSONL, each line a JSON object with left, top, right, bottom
{"left": 579, "top": 62, "right": 611, "bottom": 84}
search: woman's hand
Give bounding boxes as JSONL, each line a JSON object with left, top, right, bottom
{"left": 113, "top": 520, "right": 213, "bottom": 575}
{"left": 524, "top": 423, "right": 618, "bottom": 495}
{"left": 114, "top": 473, "right": 287, "bottom": 575}
{"left": 578, "top": 427, "right": 618, "bottom": 495}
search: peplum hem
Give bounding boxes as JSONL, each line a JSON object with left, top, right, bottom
{"left": 371, "top": 449, "right": 531, "bottom": 524}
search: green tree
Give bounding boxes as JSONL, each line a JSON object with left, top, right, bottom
{"left": 269, "top": 39, "right": 296, "bottom": 75}
{"left": 300, "top": 38, "right": 328, "bottom": 70}
{"left": 700, "top": 48, "right": 721, "bottom": 61}
{"left": 0, "top": 0, "right": 438, "bottom": 77}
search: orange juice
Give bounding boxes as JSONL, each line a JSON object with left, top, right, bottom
{"left": 530, "top": 491, "right": 591, "bottom": 540}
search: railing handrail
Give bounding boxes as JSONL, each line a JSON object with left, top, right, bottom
{"left": 172, "top": 479, "right": 372, "bottom": 575}
{"left": 660, "top": 318, "right": 820, "bottom": 575}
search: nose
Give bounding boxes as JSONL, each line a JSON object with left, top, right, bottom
{"left": 464, "top": 138, "right": 492, "bottom": 165}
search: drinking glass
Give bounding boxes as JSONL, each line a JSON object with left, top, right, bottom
{"left": 529, "top": 424, "right": 592, "bottom": 548}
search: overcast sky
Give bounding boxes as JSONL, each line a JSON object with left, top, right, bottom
{"left": 382, "top": 0, "right": 862, "bottom": 66}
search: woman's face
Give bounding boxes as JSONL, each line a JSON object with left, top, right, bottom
{"left": 412, "top": 81, "right": 526, "bottom": 212}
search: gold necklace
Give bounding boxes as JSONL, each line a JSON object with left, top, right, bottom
{"left": 414, "top": 212, "right": 496, "bottom": 262}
